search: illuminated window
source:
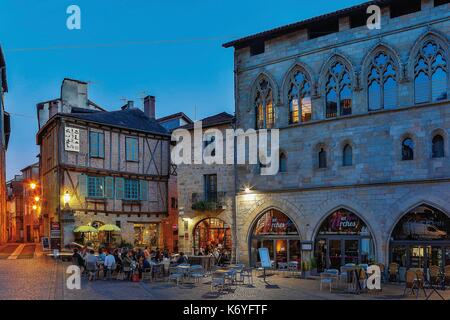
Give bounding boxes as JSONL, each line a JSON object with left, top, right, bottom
{"left": 326, "top": 62, "right": 352, "bottom": 118}
{"left": 414, "top": 40, "right": 448, "bottom": 104}
{"left": 368, "top": 52, "right": 398, "bottom": 110}
{"left": 254, "top": 77, "right": 274, "bottom": 129}
{"left": 287, "top": 69, "right": 312, "bottom": 124}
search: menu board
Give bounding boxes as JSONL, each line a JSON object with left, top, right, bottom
{"left": 258, "top": 247, "right": 272, "bottom": 268}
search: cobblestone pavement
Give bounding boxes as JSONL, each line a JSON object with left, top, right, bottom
{"left": 1, "top": 256, "right": 449, "bottom": 300}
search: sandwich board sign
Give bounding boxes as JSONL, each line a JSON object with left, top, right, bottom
{"left": 258, "top": 247, "right": 271, "bottom": 280}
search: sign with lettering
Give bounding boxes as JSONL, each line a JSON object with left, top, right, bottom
{"left": 41, "top": 237, "right": 50, "bottom": 251}
{"left": 258, "top": 247, "right": 272, "bottom": 268}
{"left": 50, "top": 222, "right": 61, "bottom": 239}
{"left": 64, "top": 126, "right": 80, "bottom": 152}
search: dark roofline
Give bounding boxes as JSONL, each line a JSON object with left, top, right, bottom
{"left": 0, "top": 46, "right": 8, "bottom": 92}
{"left": 37, "top": 112, "right": 170, "bottom": 144}
{"left": 223, "top": 0, "right": 392, "bottom": 48}
{"left": 20, "top": 162, "right": 39, "bottom": 173}
{"left": 157, "top": 112, "right": 193, "bottom": 124}
{"left": 63, "top": 77, "right": 88, "bottom": 85}
{"left": 181, "top": 112, "right": 234, "bottom": 130}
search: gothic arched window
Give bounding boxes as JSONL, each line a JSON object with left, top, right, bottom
{"left": 288, "top": 70, "right": 312, "bottom": 124}
{"left": 402, "top": 138, "right": 415, "bottom": 161}
{"left": 326, "top": 62, "right": 352, "bottom": 118}
{"left": 318, "top": 148, "right": 327, "bottom": 168}
{"left": 255, "top": 77, "right": 274, "bottom": 129}
{"left": 343, "top": 144, "right": 353, "bottom": 167}
{"left": 432, "top": 134, "right": 445, "bottom": 158}
{"left": 368, "top": 52, "right": 398, "bottom": 110}
{"left": 414, "top": 40, "right": 448, "bottom": 104}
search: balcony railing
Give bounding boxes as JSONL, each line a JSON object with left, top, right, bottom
{"left": 190, "top": 192, "right": 227, "bottom": 211}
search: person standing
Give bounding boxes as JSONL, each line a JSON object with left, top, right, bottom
{"left": 104, "top": 250, "right": 116, "bottom": 280}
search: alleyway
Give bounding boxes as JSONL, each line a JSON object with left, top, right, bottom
{"left": 0, "top": 243, "right": 39, "bottom": 260}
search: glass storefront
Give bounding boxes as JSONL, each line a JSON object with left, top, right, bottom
{"left": 193, "top": 218, "right": 232, "bottom": 255}
{"left": 134, "top": 223, "right": 160, "bottom": 248}
{"left": 390, "top": 204, "right": 450, "bottom": 271}
{"left": 314, "top": 208, "right": 375, "bottom": 272}
{"left": 250, "top": 209, "right": 301, "bottom": 267}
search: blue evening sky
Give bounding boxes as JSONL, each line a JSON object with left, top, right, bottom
{"left": 0, "top": 0, "right": 366, "bottom": 179}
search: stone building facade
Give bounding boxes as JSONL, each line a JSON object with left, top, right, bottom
{"left": 224, "top": 0, "right": 450, "bottom": 270}
{"left": 176, "top": 112, "right": 236, "bottom": 257}
{"left": 36, "top": 79, "right": 170, "bottom": 249}
{"left": 0, "top": 46, "right": 10, "bottom": 244}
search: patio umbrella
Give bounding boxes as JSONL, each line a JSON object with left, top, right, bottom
{"left": 98, "top": 224, "right": 121, "bottom": 232}
{"left": 98, "top": 224, "right": 121, "bottom": 245}
{"left": 74, "top": 225, "right": 98, "bottom": 233}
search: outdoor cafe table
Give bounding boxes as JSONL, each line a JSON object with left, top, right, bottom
{"left": 46, "top": 252, "right": 73, "bottom": 262}
{"left": 344, "top": 267, "right": 363, "bottom": 294}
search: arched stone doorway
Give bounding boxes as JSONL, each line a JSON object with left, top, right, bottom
{"left": 314, "top": 208, "right": 375, "bottom": 272}
{"left": 193, "top": 218, "right": 232, "bottom": 255}
{"left": 389, "top": 204, "right": 450, "bottom": 271}
{"left": 249, "top": 209, "right": 301, "bottom": 267}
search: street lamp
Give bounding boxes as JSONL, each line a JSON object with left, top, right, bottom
{"left": 32, "top": 204, "right": 38, "bottom": 211}
{"left": 64, "top": 191, "right": 71, "bottom": 208}
{"left": 34, "top": 196, "right": 40, "bottom": 202}
{"left": 30, "top": 182, "right": 37, "bottom": 190}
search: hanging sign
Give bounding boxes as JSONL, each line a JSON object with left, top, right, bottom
{"left": 64, "top": 126, "right": 80, "bottom": 152}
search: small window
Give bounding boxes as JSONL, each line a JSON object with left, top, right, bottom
{"left": 250, "top": 41, "right": 265, "bottom": 56}
{"left": 343, "top": 144, "right": 353, "bottom": 167}
{"left": 115, "top": 221, "right": 121, "bottom": 228}
{"left": 171, "top": 197, "right": 178, "bottom": 209}
{"left": 318, "top": 148, "right": 327, "bottom": 168}
{"left": 125, "top": 137, "right": 138, "bottom": 161}
{"left": 402, "top": 138, "right": 415, "bottom": 161}
{"left": 204, "top": 134, "right": 216, "bottom": 157}
{"left": 89, "top": 131, "right": 104, "bottom": 158}
{"left": 432, "top": 135, "right": 445, "bottom": 158}
{"left": 124, "top": 179, "right": 140, "bottom": 200}
{"left": 87, "top": 176, "right": 104, "bottom": 198}
{"left": 204, "top": 174, "right": 217, "bottom": 202}
{"left": 279, "top": 153, "right": 287, "bottom": 173}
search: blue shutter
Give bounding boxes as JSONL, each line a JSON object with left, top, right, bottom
{"left": 89, "top": 132, "right": 98, "bottom": 157}
{"left": 99, "top": 133, "right": 105, "bottom": 158}
{"left": 115, "top": 177, "right": 125, "bottom": 199}
{"left": 126, "top": 138, "right": 131, "bottom": 161}
{"left": 78, "top": 174, "right": 87, "bottom": 197}
{"left": 133, "top": 139, "right": 138, "bottom": 161}
{"left": 139, "top": 180, "right": 148, "bottom": 201}
{"left": 105, "top": 176, "right": 114, "bottom": 199}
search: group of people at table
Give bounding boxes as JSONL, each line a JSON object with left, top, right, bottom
{"left": 72, "top": 247, "right": 189, "bottom": 281}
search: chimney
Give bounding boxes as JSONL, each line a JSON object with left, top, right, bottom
{"left": 121, "top": 100, "right": 134, "bottom": 110}
{"left": 144, "top": 95, "right": 156, "bottom": 119}
{"left": 61, "top": 78, "right": 88, "bottom": 112}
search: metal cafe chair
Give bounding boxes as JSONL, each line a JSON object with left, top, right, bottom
{"left": 167, "top": 266, "right": 183, "bottom": 286}
{"left": 288, "top": 261, "right": 300, "bottom": 277}
{"left": 240, "top": 267, "right": 254, "bottom": 285}
{"left": 189, "top": 265, "right": 206, "bottom": 283}
{"left": 320, "top": 269, "right": 339, "bottom": 292}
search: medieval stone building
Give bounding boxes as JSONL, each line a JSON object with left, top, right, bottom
{"left": 224, "top": 0, "right": 450, "bottom": 271}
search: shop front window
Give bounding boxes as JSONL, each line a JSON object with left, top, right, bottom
{"left": 314, "top": 208, "right": 375, "bottom": 272}
{"left": 134, "top": 223, "right": 159, "bottom": 248}
{"left": 250, "top": 209, "right": 300, "bottom": 267}
{"left": 390, "top": 204, "right": 450, "bottom": 272}
{"left": 193, "top": 218, "right": 231, "bottom": 256}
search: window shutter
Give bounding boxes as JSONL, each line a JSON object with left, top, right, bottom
{"left": 115, "top": 177, "right": 125, "bottom": 199}
{"left": 139, "top": 180, "right": 148, "bottom": 201}
{"left": 78, "top": 174, "right": 87, "bottom": 197}
{"left": 89, "top": 132, "right": 98, "bottom": 157}
{"left": 105, "top": 176, "right": 114, "bottom": 199}
{"left": 99, "top": 133, "right": 105, "bottom": 158}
